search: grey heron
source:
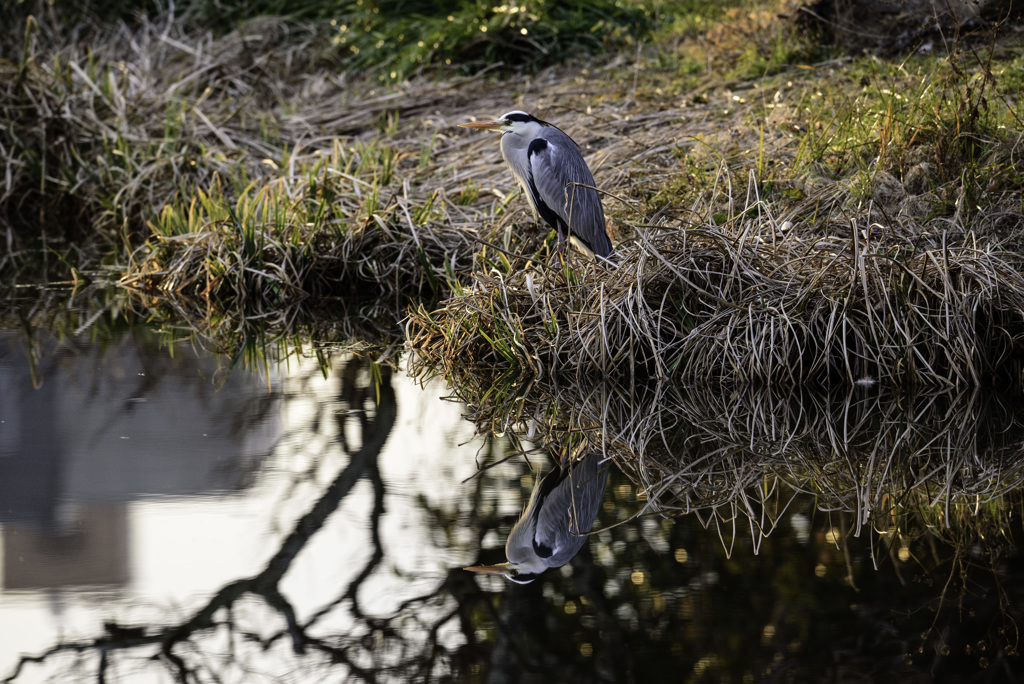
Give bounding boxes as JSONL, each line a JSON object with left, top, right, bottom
{"left": 465, "top": 452, "right": 609, "bottom": 584}
{"left": 459, "top": 111, "right": 614, "bottom": 260}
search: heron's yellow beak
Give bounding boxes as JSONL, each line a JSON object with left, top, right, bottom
{"left": 458, "top": 120, "right": 503, "bottom": 131}
{"left": 464, "top": 562, "right": 511, "bottom": 575}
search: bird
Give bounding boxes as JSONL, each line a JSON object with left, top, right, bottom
{"left": 465, "top": 452, "right": 610, "bottom": 584}
{"left": 459, "top": 111, "right": 614, "bottom": 260}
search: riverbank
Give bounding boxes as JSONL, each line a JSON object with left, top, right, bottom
{"left": 3, "top": 1, "right": 1023, "bottom": 386}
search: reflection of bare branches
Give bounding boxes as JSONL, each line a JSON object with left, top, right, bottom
{"left": 6, "top": 355, "right": 555, "bottom": 683}
{"left": 310, "top": 362, "right": 388, "bottom": 626}
{"left": 4, "top": 357, "right": 398, "bottom": 683}
{"left": 8, "top": 350, "right": 1024, "bottom": 682}
{"left": 168, "top": 373, "right": 393, "bottom": 651}
{"left": 161, "top": 360, "right": 397, "bottom": 676}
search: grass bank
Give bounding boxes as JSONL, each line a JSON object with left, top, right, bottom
{"left": 0, "top": 0, "right": 678, "bottom": 289}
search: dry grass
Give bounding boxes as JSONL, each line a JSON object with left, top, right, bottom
{"left": 410, "top": 181, "right": 1024, "bottom": 388}
{"left": 403, "top": 20, "right": 1024, "bottom": 391}
{"left": 0, "top": 13, "right": 540, "bottom": 286}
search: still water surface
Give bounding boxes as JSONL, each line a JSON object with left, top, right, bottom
{"left": 1, "top": 327, "right": 1023, "bottom": 682}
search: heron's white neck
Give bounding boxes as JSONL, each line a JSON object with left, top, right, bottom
{"left": 502, "top": 120, "right": 545, "bottom": 148}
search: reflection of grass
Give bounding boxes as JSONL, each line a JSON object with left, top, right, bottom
{"left": 441, "top": 365, "right": 1024, "bottom": 678}
{"left": 2, "top": 284, "right": 409, "bottom": 381}
{"left": 121, "top": 287, "right": 411, "bottom": 373}
{"left": 425, "top": 361, "right": 1024, "bottom": 557}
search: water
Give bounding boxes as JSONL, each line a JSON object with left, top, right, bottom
{"left": 1, "top": 326, "right": 1023, "bottom": 682}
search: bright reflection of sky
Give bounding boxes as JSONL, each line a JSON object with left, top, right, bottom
{"left": 0, "top": 353, "right": 514, "bottom": 682}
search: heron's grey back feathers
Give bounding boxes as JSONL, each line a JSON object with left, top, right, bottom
{"left": 499, "top": 119, "right": 613, "bottom": 258}
{"left": 527, "top": 132, "right": 612, "bottom": 257}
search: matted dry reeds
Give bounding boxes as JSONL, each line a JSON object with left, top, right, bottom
{"left": 410, "top": 181, "right": 1024, "bottom": 389}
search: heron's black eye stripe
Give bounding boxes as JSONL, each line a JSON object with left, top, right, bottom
{"left": 504, "top": 112, "right": 537, "bottom": 123}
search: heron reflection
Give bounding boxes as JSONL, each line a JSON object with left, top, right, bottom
{"left": 466, "top": 452, "right": 610, "bottom": 584}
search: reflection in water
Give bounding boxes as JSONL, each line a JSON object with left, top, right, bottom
{"left": 4, "top": 323, "right": 1024, "bottom": 682}
{"left": 466, "top": 451, "right": 610, "bottom": 584}
{"left": 0, "top": 330, "right": 278, "bottom": 597}
{"left": 152, "top": 360, "right": 400, "bottom": 676}
{"left": 430, "top": 367, "right": 1024, "bottom": 680}
{"left": 1, "top": 331, "right": 486, "bottom": 682}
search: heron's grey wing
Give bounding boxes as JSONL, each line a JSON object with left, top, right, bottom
{"left": 527, "top": 132, "right": 613, "bottom": 258}
{"left": 532, "top": 453, "right": 610, "bottom": 568}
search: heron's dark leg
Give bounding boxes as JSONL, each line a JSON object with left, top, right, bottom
{"left": 545, "top": 220, "right": 568, "bottom": 266}
{"left": 548, "top": 242, "right": 566, "bottom": 268}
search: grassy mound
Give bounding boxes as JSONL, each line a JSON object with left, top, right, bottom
{"left": 0, "top": 12, "right": 520, "bottom": 291}
{"left": 410, "top": 190, "right": 1024, "bottom": 389}
{"left": 407, "top": 14, "right": 1024, "bottom": 389}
